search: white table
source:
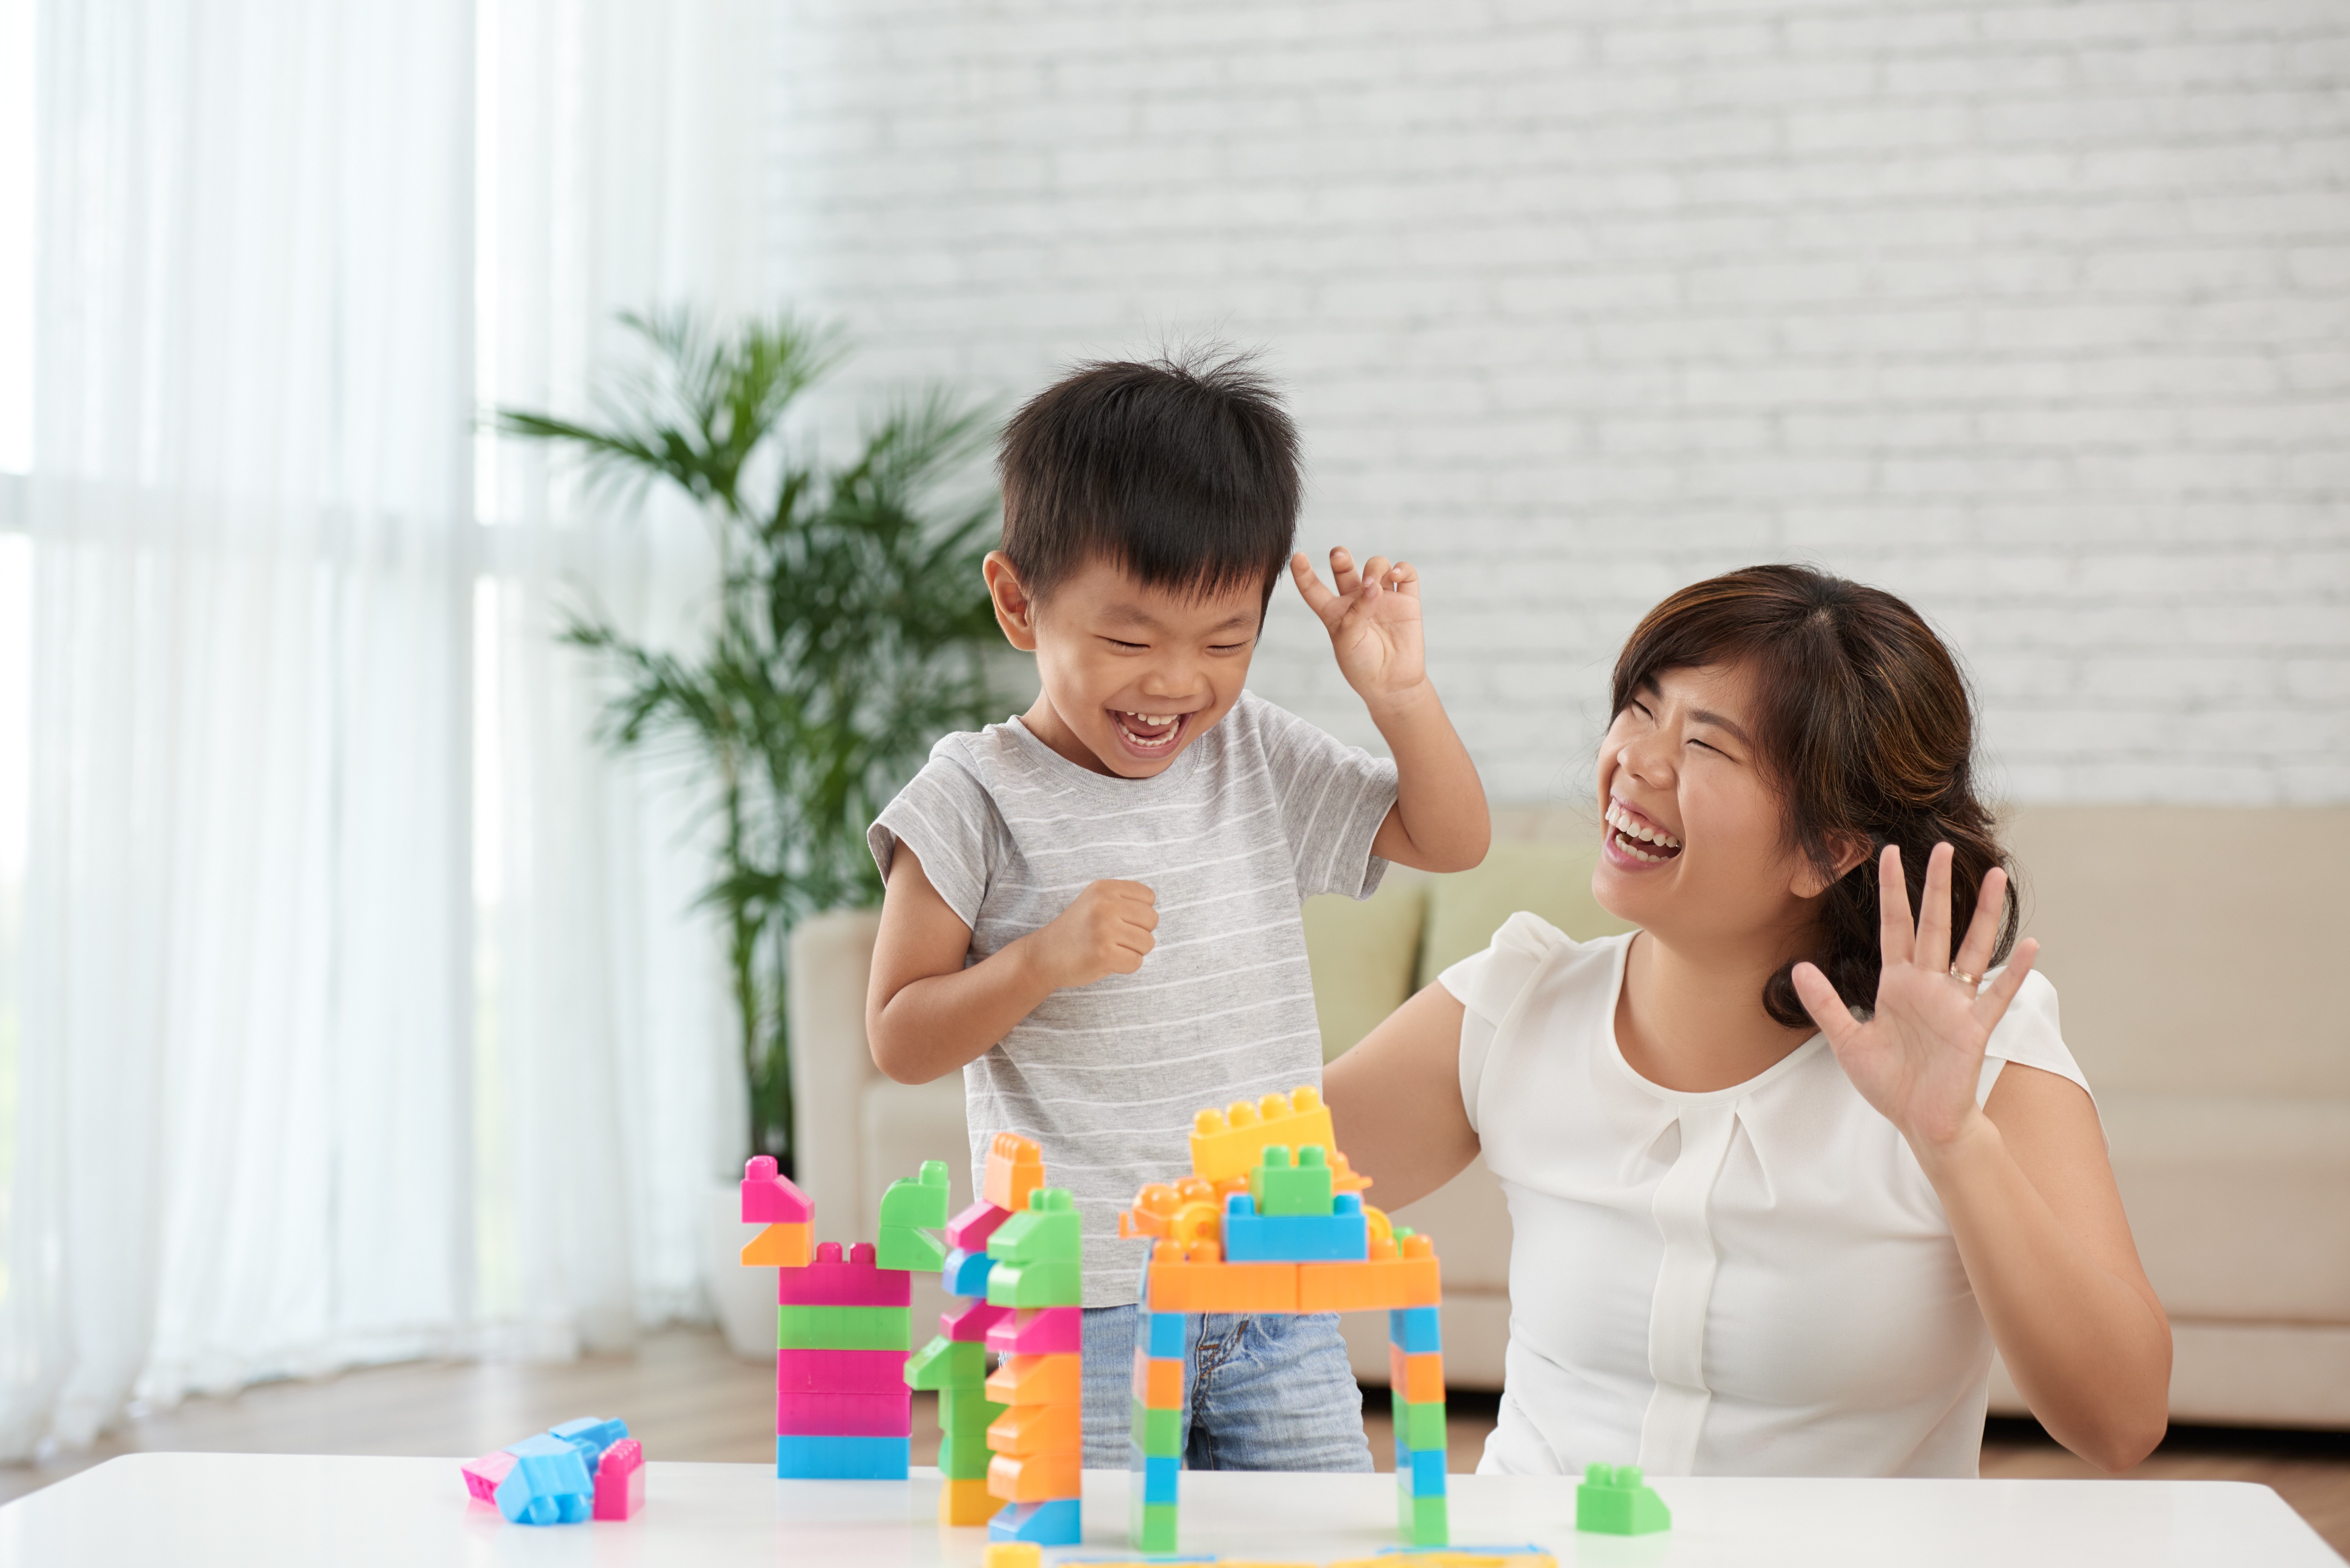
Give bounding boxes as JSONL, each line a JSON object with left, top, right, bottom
{"left": 0, "top": 1457, "right": 2338, "bottom": 1566}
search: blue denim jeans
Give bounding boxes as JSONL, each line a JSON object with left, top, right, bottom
{"left": 1079, "top": 1304, "right": 1374, "bottom": 1473}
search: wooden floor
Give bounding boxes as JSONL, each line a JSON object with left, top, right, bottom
{"left": 2, "top": 1329, "right": 2342, "bottom": 1554}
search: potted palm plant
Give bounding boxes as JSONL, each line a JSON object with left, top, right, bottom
{"left": 497, "top": 309, "right": 1001, "bottom": 1351}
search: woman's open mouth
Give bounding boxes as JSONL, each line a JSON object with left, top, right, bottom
{"left": 1111, "top": 710, "right": 1188, "bottom": 755}
{"left": 1604, "top": 800, "right": 1684, "bottom": 865}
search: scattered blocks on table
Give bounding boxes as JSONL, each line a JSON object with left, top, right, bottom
{"left": 496, "top": 1434, "right": 595, "bottom": 1525}
{"left": 778, "top": 1303, "right": 912, "bottom": 1351}
{"left": 987, "top": 1305, "right": 1081, "bottom": 1356}
{"left": 549, "top": 1415, "right": 628, "bottom": 1471}
{"left": 1189, "top": 1087, "right": 1336, "bottom": 1186}
{"left": 1222, "top": 1191, "right": 1368, "bottom": 1262}
{"left": 778, "top": 1240, "right": 912, "bottom": 1307}
{"left": 774, "top": 1433, "right": 911, "bottom": 1480}
{"left": 592, "top": 1438, "right": 644, "bottom": 1521}
{"left": 989, "top": 1497, "right": 1081, "bottom": 1546}
{"left": 983, "top": 1133, "right": 1046, "bottom": 1215}
{"left": 942, "top": 1475, "right": 1002, "bottom": 1526}
{"left": 1251, "top": 1143, "right": 1337, "bottom": 1216}
{"left": 461, "top": 1449, "right": 515, "bottom": 1504}
{"left": 1575, "top": 1463, "right": 1671, "bottom": 1536}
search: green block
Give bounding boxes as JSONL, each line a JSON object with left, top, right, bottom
{"left": 1394, "top": 1398, "right": 1448, "bottom": 1451}
{"left": 1132, "top": 1498, "right": 1179, "bottom": 1554}
{"left": 905, "top": 1335, "right": 987, "bottom": 1389}
{"left": 1132, "top": 1400, "right": 1182, "bottom": 1457}
{"left": 937, "top": 1433, "right": 995, "bottom": 1480}
{"left": 939, "top": 1391, "right": 1005, "bottom": 1438}
{"left": 1250, "top": 1143, "right": 1336, "bottom": 1217}
{"left": 1576, "top": 1464, "right": 1671, "bottom": 1536}
{"left": 988, "top": 1186, "right": 1082, "bottom": 1265}
{"left": 878, "top": 1160, "right": 953, "bottom": 1229}
{"left": 777, "top": 1303, "right": 910, "bottom": 1351}
{"left": 986, "top": 1256, "right": 1082, "bottom": 1308}
{"left": 876, "top": 1224, "right": 948, "bottom": 1272}
{"left": 1398, "top": 1491, "right": 1449, "bottom": 1547}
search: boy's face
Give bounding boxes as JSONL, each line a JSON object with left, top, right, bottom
{"left": 985, "top": 552, "right": 1264, "bottom": 779}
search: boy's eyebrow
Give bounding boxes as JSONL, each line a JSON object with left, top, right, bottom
{"left": 1098, "top": 602, "right": 1259, "bottom": 634}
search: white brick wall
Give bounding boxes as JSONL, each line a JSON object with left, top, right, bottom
{"left": 763, "top": 0, "right": 2350, "bottom": 804}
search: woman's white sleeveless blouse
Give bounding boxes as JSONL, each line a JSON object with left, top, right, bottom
{"left": 1442, "top": 913, "right": 2092, "bottom": 1479}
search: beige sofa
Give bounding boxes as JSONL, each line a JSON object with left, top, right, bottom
{"left": 786, "top": 804, "right": 2350, "bottom": 1428}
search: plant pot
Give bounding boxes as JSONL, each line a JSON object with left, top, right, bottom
{"left": 707, "top": 1178, "right": 777, "bottom": 1360}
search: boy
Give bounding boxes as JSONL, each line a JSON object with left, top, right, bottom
{"left": 864, "top": 352, "right": 1488, "bottom": 1473}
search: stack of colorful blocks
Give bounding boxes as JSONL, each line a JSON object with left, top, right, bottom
{"left": 909, "top": 1145, "right": 1024, "bottom": 1527}
{"left": 981, "top": 1160, "right": 1085, "bottom": 1545}
{"left": 460, "top": 1416, "right": 642, "bottom": 1524}
{"left": 775, "top": 1240, "right": 916, "bottom": 1477}
{"left": 1128, "top": 1300, "right": 1187, "bottom": 1552}
{"left": 1390, "top": 1303, "right": 1449, "bottom": 1546}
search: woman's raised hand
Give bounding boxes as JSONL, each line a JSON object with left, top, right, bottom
{"left": 1793, "top": 843, "right": 2040, "bottom": 1155}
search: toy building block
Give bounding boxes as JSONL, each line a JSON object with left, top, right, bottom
{"left": 986, "top": 1187, "right": 1084, "bottom": 1307}
{"left": 905, "top": 1336, "right": 987, "bottom": 1389}
{"left": 495, "top": 1434, "right": 595, "bottom": 1525}
{"left": 983, "top": 1133, "right": 1046, "bottom": 1214}
{"left": 1143, "top": 1241, "right": 1300, "bottom": 1314}
{"left": 943, "top": 1298, "right": 1014, "bottom": 1342}
{"left": 742, "top": 1221, "right": 815, "bottom": 1268}
{"left": 741, "top": 1155, "right": 816, "bottom": 1267}
{"left": 942, "top": 1475, "right": 1002, "bottom": 1526}
{"left": 987, "top": 1305, "right": 1081, "bottom": 1356}
{"left": 549, "top": 1415, "right": 628, "bottom": 1471}
{"left": 1190, "top": 1087, "right": 1335, "bottom": 1185}
{"left": 777, "top": 1389, "right": 913, "bottom": 1437}
{"left": 780, "top": 1347, "right": 910, "bottom": 1394}
{"left": 1576, "top": 1464, "right": 1671, "bottom": 1536}
{"left": 1222, "top": 1191, "right": 1368, "bottom": 1262}
{"left": 1250, "top": 1144, "right": 1336, "bottom": 1216}
{"left": 778, "top": 1303, "right": 912, "bottom": 1351}
{"left": 1131, "top": 1354, "right": 1183, "bottom": 1411}
{"left": 941, "top": 1246, "right": 996, "bottom": 1297}
{"left": 987, "top": 1400, "right": 1081, "bottom": 1457}
{"left": 1398, "top": 1493, "right": 1450, "bottom": 1548}
{"left": 985, "top": 1351, "right": 1081, "bottom": 1406}
{"left": 1390, "top": 1305, "right": 1442, "bottom": 1355}
{"left": 990, "top": 1497, "right": 1081, "bottom": 1546}
{"left": 461, "top": 1449, "right": 516, "bottom": 1504}
{"left": 774, "top": 1433, "right": 912, "bottom": 1479}
{"left": 593, "top": 1438, "right": 644, "bottom": 1521}
{"left": 876, "top": 1160, "right": 953, "bottom": 1270}
{"left": 1298, "top": 1232, "right": 1439, "bottom": 1312}
{"left": 1390, "top": 1347, "right": 1445, "bottom": 1404}
{"left": 985, "top": 1541, "right": 1043, "bottom": 1568}
{"left": 1144, "top": 1308, "right": 1185, "bottom": 1358}
{"left": 778, "top": 1240, "right": 913, "bottom": 1307}
{"left": 948, "top": 1198, "right": 1014, "bottom": 1253}
{"left": 987, "top": 1449, "right": 1081, "bottom": 1503}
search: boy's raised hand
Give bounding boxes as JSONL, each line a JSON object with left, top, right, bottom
{"left": 1291, "top": 547, "right": 1426, "bottom": 708}
{"left": 1023, "top": 878, "right": 1158, "bottom": 989}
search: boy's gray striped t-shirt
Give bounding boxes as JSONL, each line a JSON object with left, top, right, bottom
{"left": 868, "top": 691, "right": 1398, "bottom": 1307}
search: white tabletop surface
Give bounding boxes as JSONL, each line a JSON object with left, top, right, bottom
{"left": 0, "top": 1456, "right": 2338, "bottom": 1567}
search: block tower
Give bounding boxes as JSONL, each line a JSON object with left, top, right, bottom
{"left": 744, "top": 1154, "right": 956, "bottom": 1480}
{"left": 980, "top": 1139, "right": 1084, "bottom": 1545}
{"left": 1120, "top": 1085, "right": 1447, "bottom": 1554}
{"left": 905, "top": 1137, "right": 1029, "bottom": 1528}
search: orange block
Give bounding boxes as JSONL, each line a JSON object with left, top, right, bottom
{"left": 985, "top": 1351, "right": 1081, "bottom": 1406}
{"left": 1387, "top": 1346, "right": 1445, "bottom": 1404}
{"left": 1130, "top": 1355, "right": 1183, "bottom": 1409}
{"left": 1396, "top": 1233, "right": 1441, "bottom": 1306}
{"left": 1146, "top": 1244, "right": 1298, "bottom": 1313}
{"left": 984, "top": 1133, "right": 1045, "bottom": 1214}
{"left": 940, "top": 1475, "right": 1001, "bottom": 1526}
{"left": 987, "top": 1400, "right": 1081, "bottom": 1458}
{"left": 740, "top": 1221, "right": 813, "bottom": 1268}
{"left": 987, "top": 1451, "right": 1081, "bottom": 1504}
{"left": 1297, "top": 1260, "right": 1411, "bottom": 1313}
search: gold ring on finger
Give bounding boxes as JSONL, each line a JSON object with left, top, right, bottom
{"left": 1950, "top": 966, "right": 1981, "bottom": 989}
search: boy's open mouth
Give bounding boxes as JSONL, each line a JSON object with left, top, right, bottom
{"left": 1111, "top": 710, "right": 1187, "bottom": 753}
{"left": 1605, "top": 800, "right": 1684, "bottom": 864}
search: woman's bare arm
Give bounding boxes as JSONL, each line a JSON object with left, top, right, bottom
{"left": 1323, "top": 981, "right": 1481, "bottom": 1211}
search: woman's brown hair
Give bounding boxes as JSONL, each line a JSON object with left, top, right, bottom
{"left": 1611, "top": 563, "right": 2017, "bottom": 1028}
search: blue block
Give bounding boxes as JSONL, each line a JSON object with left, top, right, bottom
{"left": 990, "top": 1498, "right": 1082, "bottom": 1545}
{"left": 548, "top": 1415, "right": 628, "bottom": 1470}
{"left": 775, "top": 1434, "right": 911, "bottom": 1479}
{"left": 941, "top": 1246, "right": 995, "bottom": 1298}
{"left": 1146, "top": 1309, "right": 1186, "bottom": 1359}
{"left": 495, "top": 1435, "right": 594, "bottom": 1525}
{"left": 1394, "top": 1446, "right": 1447, "bottom": 1495}
{"left": 1221, "top": 1193, "right": 1367, "bottom": 1262}
{"left": 1143, "top": 1453, "right": 1181, "bottom": 1504}
{"left": 1390, "top": 1307, "right": 1442, "bottom": 1353}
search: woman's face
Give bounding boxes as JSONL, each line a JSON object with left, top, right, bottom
{"left": 1592, "top": 660, "right": 1835, "bottom": 951}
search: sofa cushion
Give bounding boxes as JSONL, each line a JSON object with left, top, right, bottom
{"left": 1302, "top": 873, "right": 1428, "bottom": 1061}
{"left": 1418, "top": 838, "right": 1633, "bottom": 985}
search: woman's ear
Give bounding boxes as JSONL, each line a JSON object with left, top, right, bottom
{"left": 983, "top": 552, "right": 1040, "bottom": 652}
{"left": 1791, "top": 831, "right": 1875, "bottom": 898}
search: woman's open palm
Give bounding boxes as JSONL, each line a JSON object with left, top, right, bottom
{"left": 1793, "top": 843, "right": 2040, "bottom": 1152}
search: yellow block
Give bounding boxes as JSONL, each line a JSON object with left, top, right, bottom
{"left": 1189, "top": 1087, "right": 1336, "bottom": 1185}
{"left": 940, "top": 1476, "right": 1001, "bottom": 1526}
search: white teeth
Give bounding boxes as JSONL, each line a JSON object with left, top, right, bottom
{"left": 1116, "top": 712, "right": 1182, "bottom": 750}
{"left": 1606, "top": 802, "right": 1682, "bottom": 852}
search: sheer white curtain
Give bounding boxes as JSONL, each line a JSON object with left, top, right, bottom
{"left": 0, "top": 0, "right": 754, "bottom": 1455}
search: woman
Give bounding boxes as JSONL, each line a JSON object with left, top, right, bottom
{"left": 1324, "top": 565, "right": 2171, "bottom": 1478}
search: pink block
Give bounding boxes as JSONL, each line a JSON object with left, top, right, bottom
{"left": 741, "top": 1156, "right": 814, "bottom": 1224}
{"left": 461, "top": 1449, "right": 516, "bottom": 1504}
{"left": 777, "top": 1240, "right": 911, "bottom": 1307}
{"left": 987, "top": 1306, "right": 1081, "bottom": 1356}
{"left": 941, "top": 1300, "right": 1013, "bottom": 1342}
{"left": 593, "top": 1438, "right": 644, "bottom": 1521}
{"left": 776, "top": 1348, "right": 909, "bottom": 1394}
{"left": 776, "top": 1389, "right": 912, "bottom": 1437}
{"left": 944, "top": 1199, "right": 1011, "bottom": 1253}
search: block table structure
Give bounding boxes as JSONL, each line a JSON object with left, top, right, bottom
{"left": 1119, "top": 1085, "right": 1449, "bottom": 1554}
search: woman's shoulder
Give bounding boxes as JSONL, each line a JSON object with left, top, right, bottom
{"left": 1439, "top": 914, "right": 1629, "bottom": 1027}
{"left": 1981, "top": 966, "right": 2093, "bottom": 1099}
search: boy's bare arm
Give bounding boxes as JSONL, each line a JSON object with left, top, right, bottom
{"left": 1292, "top": 548, "right": 1491, "bottom": 873}
{"left": 864, "top": 844, "right": 1159, "bottom": 1084}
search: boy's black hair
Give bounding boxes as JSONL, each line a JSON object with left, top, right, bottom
{"left": 997, "top": 349, "right": 1300, "bottom": 606}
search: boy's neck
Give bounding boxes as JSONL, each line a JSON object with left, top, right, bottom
{"left": 1020, "top": 692, "right": 1124, "bottom": 777}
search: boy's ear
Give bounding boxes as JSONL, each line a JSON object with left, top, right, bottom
{"left": 983, "top": 552, "right": 1040, "bottom": 653}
